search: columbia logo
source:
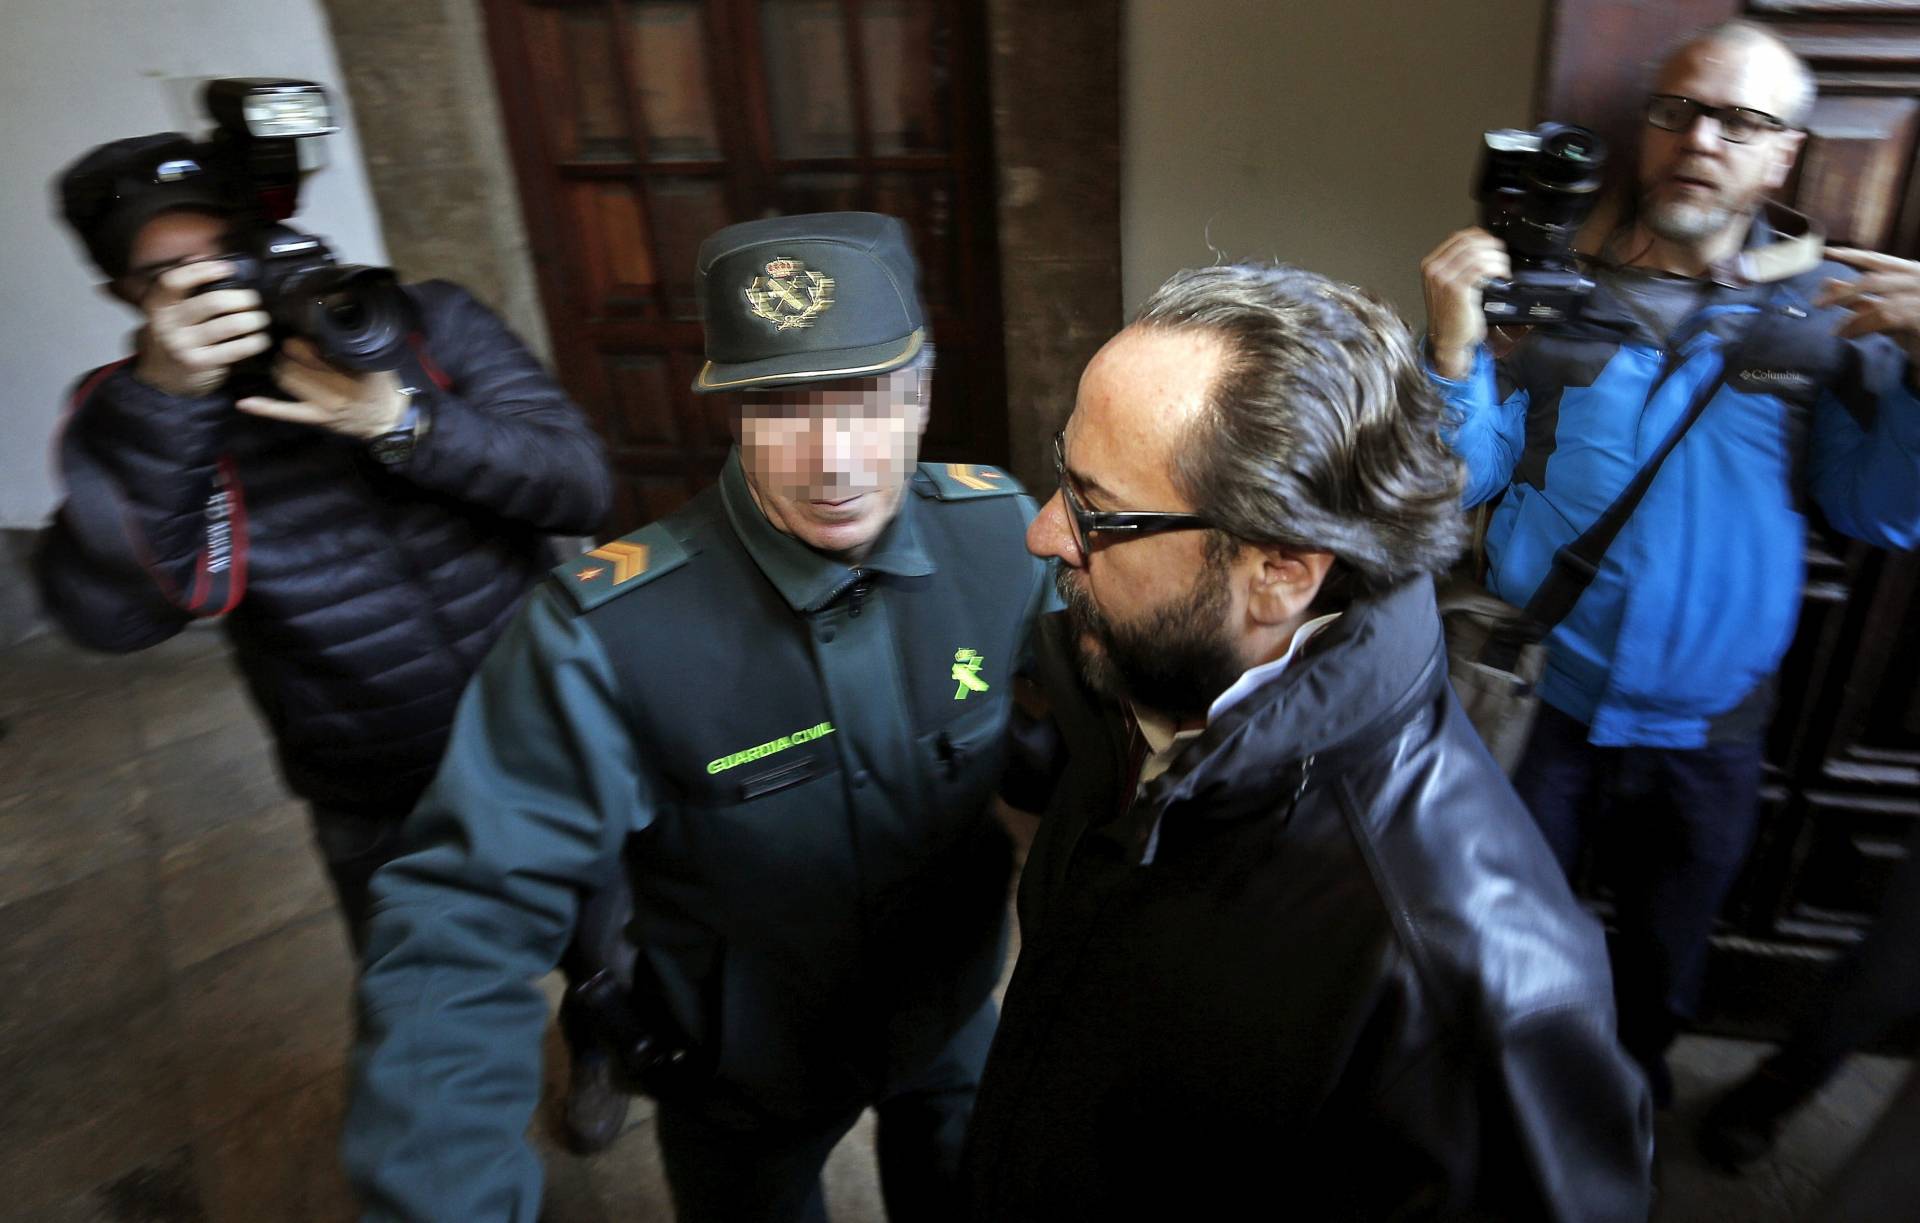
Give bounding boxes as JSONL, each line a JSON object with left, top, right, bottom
{"left": 1737, "top": 368, "right": 1813, "bottom": 391}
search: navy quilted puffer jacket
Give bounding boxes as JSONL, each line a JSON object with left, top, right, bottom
{"left": 34, "top": 280, "right": 613, "bottom": 817}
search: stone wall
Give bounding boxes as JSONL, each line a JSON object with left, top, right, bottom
{"left": 0, "top": 532, "right": 49, "bottom": 646}
{"left": 317, "top": 0, "right": 551, "bottom": 361}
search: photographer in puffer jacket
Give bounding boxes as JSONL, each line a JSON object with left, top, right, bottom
{"left": 38, "top": 126, "right": 625, "bottom": 1139}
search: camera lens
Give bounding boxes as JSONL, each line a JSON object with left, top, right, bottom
{"left": 1545, "top": 132, "right": 1596, "bottom": 163}
{"left": 282, "top": 266, "right": 416, "bottom": 371}
{"left": 321, "top": 292, "right": 367, "bottom": 331}
{"left": 1530, "top": 124, "right": 1607, "bottom": 193}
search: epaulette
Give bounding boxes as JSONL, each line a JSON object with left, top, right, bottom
{"left": 913, "top": 461, "right": 1025, "bottom": 501}
{"left": 552, "top": 520, "right": 694, "bottom": 612}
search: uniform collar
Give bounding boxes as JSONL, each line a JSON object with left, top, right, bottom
{"left": 718, "top": 448, "right": 935, "bottom": 612}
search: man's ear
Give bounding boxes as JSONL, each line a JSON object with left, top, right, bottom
{"left": 1245, "top": 544, "right": 1336, "bottom": 628}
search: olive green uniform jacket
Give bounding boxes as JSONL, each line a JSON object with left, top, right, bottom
{"left": 343, "top": 451, "right": 1047, "bottom": 1221}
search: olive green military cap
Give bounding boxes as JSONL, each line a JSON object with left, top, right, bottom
{"left": 692, "top": 211, "right": 926, "bottom": 393}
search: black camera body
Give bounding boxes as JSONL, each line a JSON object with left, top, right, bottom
{"left": 195, "top": 78, "right": 416, "bottom": 372}
{"left": 1474, "top": 123, "right": 1608, "bottom": 325}
{"left": 211, "top": 221, "right": 413, "bottom": 372}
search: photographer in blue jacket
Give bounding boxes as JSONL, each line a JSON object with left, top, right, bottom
{"left": 1420, "top": 19, "right": 1920, "bottom": 1104}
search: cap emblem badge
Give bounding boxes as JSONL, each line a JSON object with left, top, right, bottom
{"left": 745, "top": 257, "right": 836, "bottom": 331}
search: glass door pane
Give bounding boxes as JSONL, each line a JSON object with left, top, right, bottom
{"left": 759, "top": 0, "right": 858, "bottom": 158}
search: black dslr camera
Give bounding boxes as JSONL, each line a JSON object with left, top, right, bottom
{"left": 1473, "top": 123, "right": 1607, "bottom": 325}
{"left": 197, "top": 78, "right": 416, "bottom": 371}
{"left": 62, "top": 81, "right": 419, "bottom": 378}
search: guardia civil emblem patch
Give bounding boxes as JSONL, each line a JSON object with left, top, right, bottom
{"left": 952, "top": 648, "right": 990, "bottom": 700}
{"left": 745, "top": 257, "right": 836, "bottom": 330}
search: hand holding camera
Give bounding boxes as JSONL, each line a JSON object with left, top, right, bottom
{"left": 235, "top": 337, "right": 409, "bottom": 441}
{"left": 68, "top": 79, "right": 420, "bottom": 400}
{"left": 1422, "top": 228, "right": 1511, "bottom": 381}
{"left": 1423, "top": 122, "right": 1609, "bottom": 380}
{"left": 133, "top": 259, "right": 272, "bottom": 398}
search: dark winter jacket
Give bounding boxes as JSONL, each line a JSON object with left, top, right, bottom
{"left": 967, "top": 579, "right": 1654, "bottom": 1222}
{"left": 33, "top": 280, "right": 612, "bottom": 816}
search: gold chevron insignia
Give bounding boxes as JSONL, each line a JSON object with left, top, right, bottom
{"left": 946, "top": 464, "right": 1001, "bottom": 491}
{"left": 587, "top": 541, "right": 651, "bottom": 584}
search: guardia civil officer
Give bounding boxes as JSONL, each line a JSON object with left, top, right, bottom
{"left": 343, "top": 213, "right": 1049, "bottom": 1223}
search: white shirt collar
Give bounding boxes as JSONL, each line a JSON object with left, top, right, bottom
{"left": 1205, "top": 611, "right": 1343, "bottom": 722}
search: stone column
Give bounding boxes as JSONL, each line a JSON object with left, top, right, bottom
{"left": 316, "top": 0, "right": 551, "bottom": 361}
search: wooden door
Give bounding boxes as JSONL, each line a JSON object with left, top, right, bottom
{"left": 483, "top": 0, "right": 1007, "bottom": 531}
{"left": 1541, "top": 0, "right": 1920, "bottom": 1042}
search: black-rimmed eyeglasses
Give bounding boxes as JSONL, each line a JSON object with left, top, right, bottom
{"left": 1051, "top": 431, "right": 1215, "bottom": 555}
{"left": 1645, "top": 94, "right": 1789, "bottom": 144}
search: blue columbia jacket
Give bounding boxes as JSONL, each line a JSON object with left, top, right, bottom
{"left": 1432, "top": 214, "right": 1920, "bottom": 747}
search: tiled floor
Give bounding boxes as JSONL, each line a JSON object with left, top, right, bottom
{"left": 0, "top": 625, "right": 1906, "bottom": 1221}
{"left": 0, "top": 625, "right": 885, "bottom": 1223}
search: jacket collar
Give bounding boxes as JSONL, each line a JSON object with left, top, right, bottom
{"left": 1140, "top": 577, "right": 1449, "bottom": 820}
{"left": 718, "top": 448, "right": 934, "bottom": 612}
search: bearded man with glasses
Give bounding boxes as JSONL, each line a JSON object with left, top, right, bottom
{"left": 1421, "top": 18, "right": 1920, "bottom": 1112}
{"left": 964, "top": 262, "right": 1652, "bottom": 1222}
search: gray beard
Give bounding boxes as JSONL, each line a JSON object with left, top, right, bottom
{"left": 1643, "top": 196, "right": 1734, "bottom": 244}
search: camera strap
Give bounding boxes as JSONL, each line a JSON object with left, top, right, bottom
{"left": 181, "top": 455, "right": 248, "bottom": 616}
{"left": 404, "top": 333, "right": 453, "bottom": 393}
{"left": 1519, "top": 294, "right": 1797, "bottom": 634}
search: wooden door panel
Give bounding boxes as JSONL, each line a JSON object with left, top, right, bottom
{"left": 759, "top": 1, "right": 862, "bottom": 159}
{"left": 524, "top": 5, "right": 635, "bottom": 162}
{"left": 568, "top": 181, "right": 658, "bottom": 309}
{"left": 602, "top": 352, "right": 680, "bottom": 449}
{"left": 1789, "top": 95, "right": 1920, "bottom": 247}
{"left": 648, "top": 179, "right": 736, "bottom": 317}
{"left": 485, "top": 0, "right": 1008, "bottom": 530}
{"left": 861, "top": 0, "right": 949, "bottom": 155}
{"left": 1776, "top": 21, "right": 1920, "bottom": 63}
{"left": 1784, "top": 792, "right": 1919, "bottom": 928}
{"left": 1820, "top": 554, "right": 1920, "bottom": 781}
{"left": 626, "top": 2, "right": 727, "bottom": 161}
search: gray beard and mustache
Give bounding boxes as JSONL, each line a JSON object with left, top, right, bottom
{"left": 1055, "top": 560, "right": 1245, "bottom": 722}
{"left": 1643, "top": 194, "right": 1733, "bottom": 244}
{"left": 1640, "top": 169, "right": 1761, "bottom": 245}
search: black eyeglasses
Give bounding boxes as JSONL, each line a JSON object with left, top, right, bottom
{"left": 1051, "top": 431, "right": 1215, "bottom": 555}
{"left": 1645, "top": 94, "right": 1789, "bottom": 144}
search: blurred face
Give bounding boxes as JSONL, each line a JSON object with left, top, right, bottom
{"left": 737, "top": 361, "right": 931, "bottom": 560}
{"left": 114, "top": 209, "right": 231, "bottom": 304}
{"left": 1637, "top": 39, "right": 1805, "bottom": 249}
{"left": 1027, "top": 327, "right": 1248, "bottom": 719}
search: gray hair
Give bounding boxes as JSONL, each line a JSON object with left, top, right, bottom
{"left": 1132, "top": 262, "right": 1467, "bottom": 595}
{"left": 1665, "top": 19, "right": 1816, "bottom": 126}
